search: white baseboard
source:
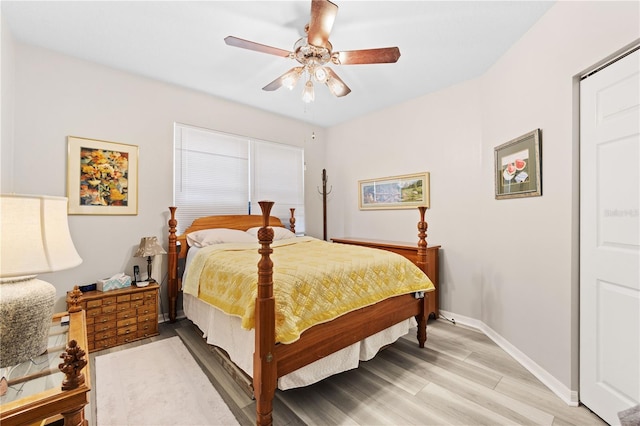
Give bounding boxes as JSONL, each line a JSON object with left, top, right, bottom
{"left": 439, "top": 310, "right": 579, "bottom": 406}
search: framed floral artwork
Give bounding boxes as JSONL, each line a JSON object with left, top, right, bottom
{"left": 494, "top": 129, "right": 542, "bottom": 200}
{"left": 67, "top": 136, "right": 138, "bottom": 215}
{"left": 359, "top": 172, "right": 430, "bottom": 210}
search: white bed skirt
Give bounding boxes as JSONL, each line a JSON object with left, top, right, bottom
{"left": 183, "top": 293, "right": 415, "bottom": 390}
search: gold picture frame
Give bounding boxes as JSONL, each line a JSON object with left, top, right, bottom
{"left": 494, "top": 129, "right": 542, "bottom": 200}
{"left": 67, "top": 136, "right": 138, "bottom": 215}
{"left": 359, "top": 172, "right": 430, "bottom": 210}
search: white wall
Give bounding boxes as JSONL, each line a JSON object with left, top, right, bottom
{"left": 326, "top": 1, "right": 639, "bottom": 400}
{"left": 5, "top": 42, "right": 326, "bottom": 314}
{"left": 1, "top": 13, "right": 15, "bottom": 192}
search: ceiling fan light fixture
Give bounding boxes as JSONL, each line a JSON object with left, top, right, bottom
{"left": 282, "top": 66, "right": 304, "bottom": 90}
{"left": 302, "top": 80, "right": 315, "bottom": 103}
{"left": 313, "top": 66, "right": 328, "bottom": 83}
{"left": 326, "top": 76, "right": 343, "bottom": 97}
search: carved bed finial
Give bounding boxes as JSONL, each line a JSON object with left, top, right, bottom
{"left": 289, "top": 208, "right": 296, "bottom": 234}
{"left": 66, "top": 286, "right": 83, "bottom": 313}
{"left": 416, "top": 206, "right": 428, "bottom": 271}
{"left": 168, "top": 206, "right": 178, "bottom": 322}
{"left": 59, "top": 339, "right": 87, "bottom": 390}
{"left": 255, "top": 200, "right": 276, "bottom": 426}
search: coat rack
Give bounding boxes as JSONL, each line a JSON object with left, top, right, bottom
{"left": 317, "top": 169, "right": 332, "bottom": 241}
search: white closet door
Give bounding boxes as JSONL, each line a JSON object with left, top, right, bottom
{"left": 580, "top": 48, "right": 640, "bottom": 425}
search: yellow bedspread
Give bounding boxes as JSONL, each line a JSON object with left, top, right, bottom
{"left": 183, "top": 236, "right": 434, "bottom": 344}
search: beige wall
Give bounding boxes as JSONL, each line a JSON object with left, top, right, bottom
{"left": 1, "top": 13, "right": 15, "bottom": 192}
{"left": 326, "top": 1, "right": 639, "bottom": 401}
{"left": 4, "top": 42, "right": 326, "bottom": 315}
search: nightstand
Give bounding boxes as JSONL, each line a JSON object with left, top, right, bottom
{"left": 67, "top": 283, "right": 159, "bottom": 351}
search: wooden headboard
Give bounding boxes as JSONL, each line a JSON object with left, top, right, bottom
{"left": 173, "top": 214, "right": 284, "bottom": 262}
{"left": 166, "top": 208, "right": 285, "bottom": 321}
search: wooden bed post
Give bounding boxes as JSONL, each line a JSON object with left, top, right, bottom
{"left": 289, "top": 208, "right": 296, "bottom": 234}
{"left": 415, "top": 206, "right": 429, "bottom": 348}
{"left": 254, "top": 201, "right": 277, "bottom": 426}
{"left": 168, "top": 206, "right": 178, "bottom": 322}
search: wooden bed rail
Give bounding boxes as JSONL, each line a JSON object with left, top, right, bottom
{"left": 167, "top": 204, "right": 431, "bottom": 426}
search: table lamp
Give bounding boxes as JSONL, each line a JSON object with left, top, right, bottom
{"left": 134, "top": 236, "right": 166, "bottom": 283}
{"left": 0, "top": 194, "right": 82, "bottom": 368}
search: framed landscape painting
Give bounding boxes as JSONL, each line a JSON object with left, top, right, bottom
{"left": 67, "top": 136, "right": 138, "bottom": 215}
{"left": 359, "top": 172, "right": 430, "bottom": 210}
{"left": 494, "top": 129, "right": 542, "bottom": 200}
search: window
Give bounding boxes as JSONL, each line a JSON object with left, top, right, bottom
{"left": 173, "top": 123, "right": 304, "bottom": 234}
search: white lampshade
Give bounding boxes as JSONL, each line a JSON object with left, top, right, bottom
{"left": 0, "top": 194, "right": 82, "bottom": 278}
{"left": 0, "top": 194, "right": 82, "bottom": 369}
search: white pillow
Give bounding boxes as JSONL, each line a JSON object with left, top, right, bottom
{"left": 186, "top": 228, "right": 257, "bottom": 247}
{"left": 246, "top": 226, "right": 296, "bottom": 241}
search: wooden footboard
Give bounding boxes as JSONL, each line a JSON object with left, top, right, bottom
{"left": 167, "top": 204, "right": 432, "bottom": 426}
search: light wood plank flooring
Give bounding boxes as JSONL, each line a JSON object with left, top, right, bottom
{"left": 89, "top": 319, "right": 606, "bottom": 425}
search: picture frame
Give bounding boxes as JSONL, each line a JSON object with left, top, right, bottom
{"left": 494, "top": 129, "right": 542, "bottom": 200}
{"left": 67, "top": 136, "right": 138, "bottom": 215}
{"left": 359, "top": 172, "right": 430, "bottom": 210}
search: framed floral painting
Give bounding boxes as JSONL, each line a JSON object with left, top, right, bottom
{"left": 67, "top": 136, "right": 138, "bottom": 215}
{"left": 494, "top": 129, "right": 542, "bottom": 200}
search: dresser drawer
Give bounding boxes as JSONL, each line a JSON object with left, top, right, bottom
{"left": 94, "top": 328, "right": 117, "bottom": 341}
{"left": 94, "top": 337, "right": 117, "bottom": 351}
{"left": 117, "top": 294, "right": 131, "bottom": 303}
{"left": 95, "top": 313, "right": 116, "bottom": 325}
{"left": 116, "top": 302, "right": 131, "bottom": 312}
{"left": 137, "top": 305, "right": 156, "bottom": 317}
{"left": 116, "top": 308, "right": 136, "bottom": 320}
{"left": 118, "top": 324, "right": 137, "bottom": 336}
{"left": 86, "top": 307, "right": 102, "bottom": 319}
{"left": 93, "top": 321, "right": 116, "bottom": 333}
{"left": 117, "top": 317, "right": 137, "bottom": 328}
{"left": 102, "top": 304, "right": 118, "bottom": 314}
{"left": 101, "top": 296, "right": 117, "bottom": 308}
{"left": 137, "top": 322, "right": 158, "bottom": 338}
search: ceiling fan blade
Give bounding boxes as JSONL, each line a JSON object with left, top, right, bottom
{"left": 262, "top": 67, "right": 304, "bottom": 92}
{"left": 307, "top": 0, "right": 338, "bottom": 49}
{"left": 324, "top": 67, "right": 351, "bottom": 97}
{"left": 262, "top": 76, "right": 284, "bottom": 92}
{"left": 333, "top": 47, "right": 401, "bottom": 65}
{"left": 224, "top": 36, "right": 291, "bottom": 58}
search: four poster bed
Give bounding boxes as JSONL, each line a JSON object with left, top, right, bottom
{"left": 167, "top": 202, "right": 435, "bottom": 426}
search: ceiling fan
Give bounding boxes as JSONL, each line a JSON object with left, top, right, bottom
{"left": 224, "top": 0, "right": 401, "bottom": 103}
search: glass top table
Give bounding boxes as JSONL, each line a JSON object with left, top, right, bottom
{"left": 0, "top": 310, "right": 90, "bottom": 426}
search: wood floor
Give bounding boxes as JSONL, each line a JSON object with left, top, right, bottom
{"left": 88, "top": 319, "right": 606, "bottom": 425}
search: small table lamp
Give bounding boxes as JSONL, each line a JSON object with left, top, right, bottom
{"left": 0, "top": 194, "right": 83, "bottom": 368}
{"left": 134, "top": 236, "right": 166, "bottom": 282}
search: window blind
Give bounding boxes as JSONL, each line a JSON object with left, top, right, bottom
{"left": 173, "top": 123, "right": 305, "bottom": 234}
{"left": 251, "top": 140, "right": 305, "bottom": 234}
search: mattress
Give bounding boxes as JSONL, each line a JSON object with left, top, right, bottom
{"left": 184, "top": 292, "right": 415, "bottom": 390}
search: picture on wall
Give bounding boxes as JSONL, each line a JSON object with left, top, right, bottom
{"left": 359, "top": 172, "right": 430, "bottom": 210}
{"left": 494, "top": 129, "right": 542, "bottom": 200}
{"left": 67, "top": 136, "right": 138, "bottom": 215}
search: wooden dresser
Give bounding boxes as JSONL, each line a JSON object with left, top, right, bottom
{"left": 67, "top": 283, "right": 159, "bottom": 351}
{"left": 332, "top": 237, "right": 441, "bottom": 319}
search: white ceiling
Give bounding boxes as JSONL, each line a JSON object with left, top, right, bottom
{"left": 2, "top": 1, "right": 554, "bottom": 127}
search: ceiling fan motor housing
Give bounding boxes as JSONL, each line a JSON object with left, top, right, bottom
{"left": 294, "top": 37, "right": 332, "bottom": 66}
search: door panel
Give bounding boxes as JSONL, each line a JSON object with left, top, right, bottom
{"left": 580, "top": 48, "right": 640, "bottom": 425}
